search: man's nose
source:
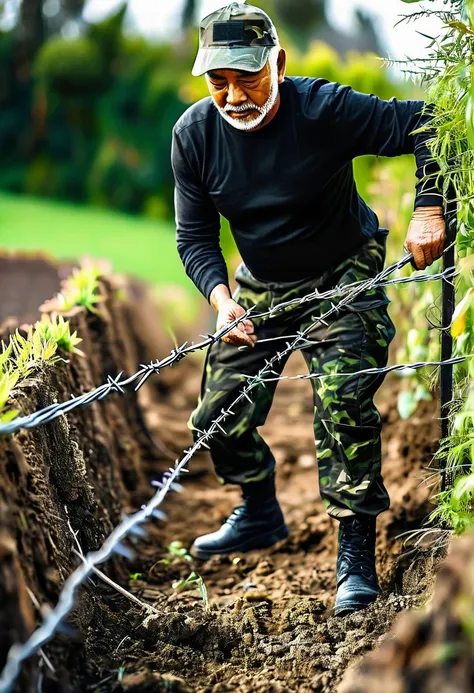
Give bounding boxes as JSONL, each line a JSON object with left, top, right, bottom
{"left": 226, "top": 83, "right": 247, "bottom": 105}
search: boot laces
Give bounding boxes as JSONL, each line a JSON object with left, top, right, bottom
{"left": 225, "top": 505, "right": 249, "bottom": 527}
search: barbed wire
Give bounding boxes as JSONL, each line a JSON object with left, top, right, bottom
{"left": 249, "top": 253, "right": 457, "bottom": 320}
{"left": 247, "top": 355, "right": 470, "bottom": 384}
{"left": 0, "top": 248, "right": 458, "bottom": 691}
{"left": 0, "top": 250, "right": 457, "bottom": 436}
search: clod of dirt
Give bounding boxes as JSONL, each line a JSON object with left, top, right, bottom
{"left": 121, "top": 670, "right": 192, "bottom": 692}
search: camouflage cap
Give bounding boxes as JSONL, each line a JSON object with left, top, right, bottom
{"left": 192, "top": 2, "right": 279, "bottom": 77}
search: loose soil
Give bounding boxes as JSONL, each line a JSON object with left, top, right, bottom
{"left": 0, "top": 256, "right": 448, "bottom": 693}
{"left": 88, "top": 356, "right": 441, "bottom": 693}
{"left": 340, "top": 531, "right": 474, "bottom": 693}
{"left": 0, "top": 253, "right": 71, "bottom": 325}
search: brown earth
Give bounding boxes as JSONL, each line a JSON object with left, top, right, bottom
{"left": 0, "top": 256, "right": 179, "bottom": 692}
{"left": 83, "top": 357, "right": 441, "bottom": 693}
{"left": 340, "top": 532, "right": 474, "bottom": 693}
{"left": 0, "top": 255, "right": 450, "bottom": 693}
{"left": 0, "top": 252, "right": 71, "bottom": 324}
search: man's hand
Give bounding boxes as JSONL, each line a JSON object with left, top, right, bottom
{"left": 404, "top": 206, "right": 446, "bottom": 270}
{"left": 210, "top": 284, "right": 257, "bottom": 348}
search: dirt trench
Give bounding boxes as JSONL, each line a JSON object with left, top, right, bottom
{"left": 93, "top": 360, "right": 441, "bottom": 693}
{"left": 0, "top": 255, "right": 449, "bottom": 693}
{"left": 0, "top": 256, "right": 184, "bottom": 692}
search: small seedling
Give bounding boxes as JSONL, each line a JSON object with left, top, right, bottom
{"left": 0, "top": 341, "right": 13, "bottom": 372}
{"left": 129, "top": 572, "right": 142, "bottom": 581}
{"left": 56, "top": 265, "right": 103, "bottom": 314}
{"left": 167, "top": 540, "right": 192, "bottom": 562}
{"left": 0, "top": 370, "right": 20, "bottom": 424}
{"left": 158, "top": 540, "right": 193, "bottom": 566}
{"left": 0, "top": 313, "right": 85, "bottom": 424}
{"left": 35, "top": 314, "right": 84, "bottom": 356}
{"left": 172, "top": 571, "right": 209, "bottom": 608}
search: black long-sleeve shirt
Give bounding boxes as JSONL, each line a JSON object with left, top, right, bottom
{"left": 172, "top": 77, "right": 441, "bottom": 300}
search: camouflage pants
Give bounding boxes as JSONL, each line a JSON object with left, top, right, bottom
{"left": 189, "top": 231, "right": 396, "bottom": 519}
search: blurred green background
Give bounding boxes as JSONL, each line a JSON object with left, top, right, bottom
{"left": 0, "top": 0, "right": 420, "bottom": 299}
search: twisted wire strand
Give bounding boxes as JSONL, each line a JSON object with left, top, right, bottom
{"left": 248, "top": 355, "right": 470, "bottom": 384}
{"left": 0, "top": 249, "right": 457, "bottom": 691}
{"left": 250, "top": 259, "right": 457, "bottom": 320}
{"left": 0, "top": 252, "right": 456, "bottom": 436}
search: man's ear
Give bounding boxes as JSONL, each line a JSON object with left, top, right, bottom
{"left": 277, "top": 48, "right": 287, "bottom": 84}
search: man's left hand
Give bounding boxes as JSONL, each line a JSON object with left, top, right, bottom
{"left": 404, "top": 206, "right": 446, "bottom": 270}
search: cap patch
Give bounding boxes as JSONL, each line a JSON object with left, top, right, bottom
{"left": 210, "top": 19, "right": 275, "bottom": 47}
{"left": 213, "top": 21, "right": 246, "bottom": 43}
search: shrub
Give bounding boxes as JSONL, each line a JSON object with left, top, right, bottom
{"left": 34, "top": 36, "right": 106, "bottom": 96}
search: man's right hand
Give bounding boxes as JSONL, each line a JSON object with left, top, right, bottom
{"left": 210, "top": 285, "right": 257, "bottom": 348}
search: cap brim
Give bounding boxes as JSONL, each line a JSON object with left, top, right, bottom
{"left": 192, "top": 46, "right": 270, "bottom": 77}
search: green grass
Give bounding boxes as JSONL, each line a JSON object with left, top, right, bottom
{"left": 0, "top": 192, "right": 198, "bottom": 295}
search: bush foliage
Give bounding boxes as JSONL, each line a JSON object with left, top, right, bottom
{"left": 0, "top": 6, "right": 412, "bottom": 218}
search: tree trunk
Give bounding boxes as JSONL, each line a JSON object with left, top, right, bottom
{"left": 182, "top": 0, "right": 197, "bottom": 29}
{"left": 18, "top": 0, "right": 45, "bottom": 62}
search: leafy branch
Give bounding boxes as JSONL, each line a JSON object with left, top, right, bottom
{"left": 400, "top": 0, "right": 474, "bottom": 530}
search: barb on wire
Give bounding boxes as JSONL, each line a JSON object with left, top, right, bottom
{"left": 0, "top": 310, "right": 255, "bottom": 435}
{"left": 65, "top": 509, "right": 164, "bottom": 618}
{"left": 249, "top": 355, "right": 470, "bottom": 384}
{"left": 0, "top": 252, "right": 456, "bottom": 437}
{"left": 0, "top": 246, "right": 458, "bottom": 692}
{"left": 249, "top": 245, "right": 457, "bottom": 320}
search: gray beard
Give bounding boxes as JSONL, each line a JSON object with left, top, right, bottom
{"left": 213, "top": 60, "right": 280, "bottom": 132}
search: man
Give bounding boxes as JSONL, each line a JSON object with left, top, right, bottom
{"left": 171, "top": 2, "right": 445, "bottom": 615}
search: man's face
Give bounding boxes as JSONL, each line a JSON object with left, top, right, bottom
{"left": 206, "top": 49, "right": 285, "bottom": 131}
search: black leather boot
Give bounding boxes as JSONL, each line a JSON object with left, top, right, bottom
{"left": 190, "top": 473, "right": 289, "bottom": 560}
{"left": 334, "top": 514, "right": 381, "bottom": 616}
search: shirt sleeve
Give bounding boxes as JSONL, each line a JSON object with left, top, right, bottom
{"left": 329, "top": 84, "right": 443, "bottom": 210}
{"left": 172, "top": 127, "right": 229, "bottom": 301}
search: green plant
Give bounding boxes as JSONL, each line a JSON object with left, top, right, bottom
{"left": 397, "top": 0, "right": 474, "bottom": 530}
{"left": 392, "top": 260, "right": 442, "bottom": 419}
{"left": 167, "top": 540, "right": 192, "bottom": 562}
{"left": 0, "top": 314, "right": 84, "bottom": 425}
{"left": 0, "top": 367, "right": 20, "bottom": 425}
{"left": 34, "top": 36, "right": 105, "bottom": 96}
{"left": 56, "top": 264, "right": 103, "bottom": 313}
{"left": 364, "top": 153, "right": 441, "bottom": 418}
{"left": 433, "top": 363, "right": 474, "bottom": 533}
{"left": 9, "top": 328, "right": 59, "bottom": 379}
{"left": 172, "top": 571, "right": 209, "bottom": 608}
{"left": 35, "top": 314, "right": 84, "bottom": 356}
{"left": 159, "top": 540, "right": 193, "bottom": 566}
